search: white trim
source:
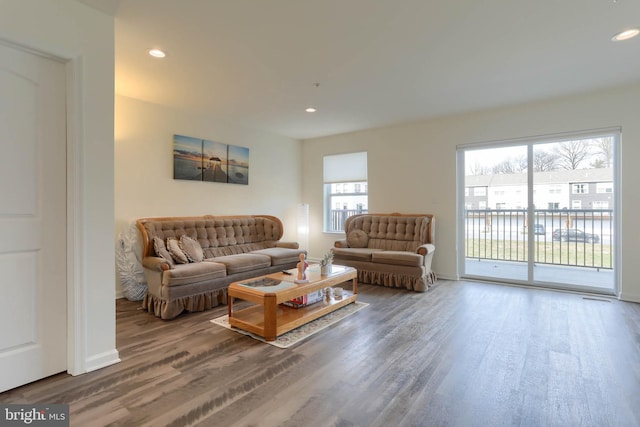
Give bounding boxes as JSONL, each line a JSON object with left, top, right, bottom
{"left": 0, "top": 38, "right": 66, "bottom": 63}
{"left": 84, "top": 350, "right": 121, "bottom": 373}
{"left": 455, "top": 149, "right": 465, "bottom": 277}
{"left": 619, "top": 292, "right": 640, "bottom": 303}
{"left": 613, "top": 132, "right": 622, "bottom": 298}
{"left": 457, "top": 126, "right": 622, "bottom": 151}
{"left": 435, "top": 273, "right": 459, "bottom": 281}
{"left": 526, "top": 144, "right": 534, "bottom": 280}
{"left": 66, "top": 56, "right": 86, "bottom": 376}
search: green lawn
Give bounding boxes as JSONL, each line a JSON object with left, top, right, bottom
{"left": 465, "top": 239, "right": 613, "bottom": 269}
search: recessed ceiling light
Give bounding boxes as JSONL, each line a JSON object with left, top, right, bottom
{"left": 611, "top": 28, "right": 640, "bottom": 42}
{"left": 305, "top": 107, "right": 317, "bottom": 113}
{"left": 148, "top": 49, "right": 166, "bottom": 58}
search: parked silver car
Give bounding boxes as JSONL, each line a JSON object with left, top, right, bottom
{"left": 552, "top": 228, "right": 600, "bottom": 243}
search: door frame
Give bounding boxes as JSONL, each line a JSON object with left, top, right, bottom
{"left": 456, "top": 127, "right": 622, "bottom": 297}
{"left": 66, "top": 56, "right": 86, "bottom": 376}
{"left": 0, "top": 38, "right": 87, "bottom": 376}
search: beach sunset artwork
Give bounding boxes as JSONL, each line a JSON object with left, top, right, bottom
{"left": 173, "top": 134, "right": 204, "bottom": 181}
{"left": 203, "top": 139, "right": 228, "bottom": 183}
{"left": 227, "top": 145, "right": 249, "bottom": 185}
{"left": 173, "top": 134, "right": 250, "bottom": 185}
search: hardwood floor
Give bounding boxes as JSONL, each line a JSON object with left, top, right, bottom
{"left": 2, "top": 280, "right": 640, "bottom": 426}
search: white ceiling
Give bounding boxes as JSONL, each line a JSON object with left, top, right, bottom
{"left": 80, "top": 0, "right": 640, "bottom": 140}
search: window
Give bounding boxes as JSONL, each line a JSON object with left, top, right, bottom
{"left": 549, "top": 184, "right": 562, "bottom": 194}
{"left": 474, "top": 187, "right": 486, "bottom": 196}
{"left": 593, "top": 201, "right": 609, "bottom": 209}
{"left": 572, "top": 183, "right": 587, "bottom": 194}
{"left": 597, "top": 182, "right": 613, "bottom": 193}
{"left": 572, "top": 200, "right": 582, "bottom": 209}
{"left": 323, "top": 152, "right": 368, "bottom": 232}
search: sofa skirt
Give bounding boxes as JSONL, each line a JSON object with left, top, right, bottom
{"left": 358, "top": 269, "right": 437, "bottom": 292}
{"left": 142, "top": 288, "right": 228, "bottom": 320}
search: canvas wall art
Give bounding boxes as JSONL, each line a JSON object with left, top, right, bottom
{"left": 173, "top": 134, "right": 249, "bottom": 185}
{"left": 227, "top": 144, "right": 250, "bottom": 185}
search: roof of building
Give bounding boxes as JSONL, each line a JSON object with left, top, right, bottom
{"left": 465, "top": 168, "right": 612, "bottom": 187}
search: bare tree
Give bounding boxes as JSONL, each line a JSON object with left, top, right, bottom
{"left": 533, "top": 150, "right": 559, "bottom": 171}
{"left": 555, "top": 140, "right": 591, "bottom": 170}
{"left": 492, "top": 157, "right": 525, "bottom": 174}
{"left": 467, "top": 161, "right": 491, "bottom": 176}
{"left": 590, "top": 137, "right": 613, "bottom": 168}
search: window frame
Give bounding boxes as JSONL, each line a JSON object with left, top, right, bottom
{"left": 323, "top": 152, "right": 368, "bottom": 233}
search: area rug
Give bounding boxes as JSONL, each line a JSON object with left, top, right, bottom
{"left": 210, "top": 301, "right": 369, "bottom": 348}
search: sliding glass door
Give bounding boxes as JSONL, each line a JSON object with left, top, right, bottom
{"left": 458, "top": 130, "right": 618, "bottom": 294}
{"left": 463, "top": 145, "right": 529, "bottom": 283}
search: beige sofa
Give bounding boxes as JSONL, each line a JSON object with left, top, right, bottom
{"left": 333, "top": 213, "right": 436, "bottom": 292}
{"left": 137, "top": 215, "right": 305, "bottom": 319}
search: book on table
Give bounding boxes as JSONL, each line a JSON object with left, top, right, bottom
{"left": 282, "top": 290, "right": 324, "bottom": 308}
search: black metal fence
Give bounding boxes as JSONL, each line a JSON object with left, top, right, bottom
{"left": 465, "top": 209, "right": 613, "bottom": 269}
{"left": 329, "top": 209, "right": 368, "bottom": 232}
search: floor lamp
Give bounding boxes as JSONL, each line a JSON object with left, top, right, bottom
{"left": 297, "top": 203, "right": 309, "bottom": 253}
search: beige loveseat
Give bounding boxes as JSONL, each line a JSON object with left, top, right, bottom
{"left": 137, "top": 215, "right": 305, "bottom": 319}
{"left": 333, "top": 213, "right": 436, "bottom": 292}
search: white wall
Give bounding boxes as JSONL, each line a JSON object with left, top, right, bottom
{"left": 302, "top": 83, "right": 640, "bottom": 303}
{"left": 0, "top": 0, "right": 117, "bottom": 373}
{"left": 115, "top": 95, "right": 303, "bottom": 282}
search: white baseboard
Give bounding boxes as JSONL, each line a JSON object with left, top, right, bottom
{"left": 619, "top": 291, "right": 640, "bottom": 303}
{"left": 84, "top": 349, "right": 121, "bottom": 373}
{"left": 434, "top": 273, "right": 458, "bottom": 281}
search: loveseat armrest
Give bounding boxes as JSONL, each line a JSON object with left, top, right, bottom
{"left": 417, "top": 243, "right": 435, "bottom": 256}
{"left": 276, "top": 241, "right": 300, "bottom": 249}
{"left": 334, "top": 239, "right": 349, "bottom": 248}
{"left": 142, "top": 256, "right": 172, "bottom": 272}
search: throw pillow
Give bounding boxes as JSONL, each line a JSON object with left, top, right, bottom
{"left": 179, "top": 235, "right": 204, "bottom": 262}
{"left": 167, "top": 237, "right": 189, "bottom": 264}
{"left": 153, "top": 236, "right": 175, "bottom": 265}
{"left": 347, "top": 229, "right": 369, "bottom": 248}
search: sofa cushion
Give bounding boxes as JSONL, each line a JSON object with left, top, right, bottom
{"left": 167, "top": 237, "right": 189, "bottom": 264}
{"left": 179, "top": 235, "right": 204, "bottom": 262}
{"left": 332, "top": 247, "right": 384, "bottom": 262}
{"left": 212, "top": 253, "right": 272, "bottom": 274}
{"left": 162, "top": 261, "right": 227, "bottom": 286}
{"left": 347, "top": 229, "right": 369, "bottom": 248}
{"left": 251, "top": 247, "right": 305, "bottom": 266}
{"left": 153, "top": 236, "right": 175, "bottom": 266}
{"left": 203, "top": 242, "right": 275, "bottom": 258}
{"left": 372, "top": 251, "right": 423, "bottom": 267}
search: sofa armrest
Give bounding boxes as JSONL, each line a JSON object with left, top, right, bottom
{"left": 334, "top": 239, "right": 349, "bottom": 248}
{"left": 417, "top": 243, "right": 435, "bottom": 256}
{"left": 142, "top": 256, "right": 171, "bottom": 271}
{"left": 276, "top": 241, "right": 300, "bottom": 249}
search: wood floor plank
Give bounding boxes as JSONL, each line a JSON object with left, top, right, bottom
{"left": 1, "top": 280, "right": 640, "bottom": 426}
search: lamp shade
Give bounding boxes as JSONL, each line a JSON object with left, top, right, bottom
{"left": 297, "top": 203, "right": 309, "bottom": 252}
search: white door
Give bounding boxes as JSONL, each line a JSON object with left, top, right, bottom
{"left": 0, "top": 42, "right": 67, "bottom": 392}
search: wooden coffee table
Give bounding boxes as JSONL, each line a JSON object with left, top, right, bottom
{"left": 227, "top": 265, "right": 357, "bottom": 341}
